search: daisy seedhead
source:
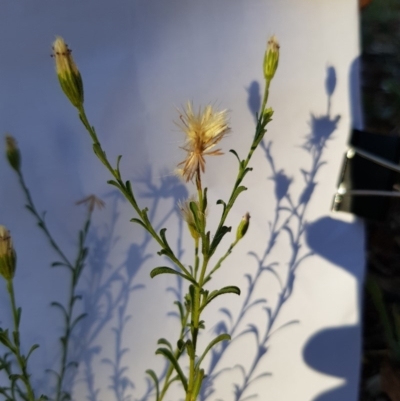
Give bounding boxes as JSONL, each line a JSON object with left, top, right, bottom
{"left": 0, "top": 226, "right": 16, "bottom": 281}
{"left": 76, "top": 194, "right": 105, "bottom": 213}
{"left": 52, "top": 37, "right": 84, "bottom": 109}
{"left": 176, "top": 103, "right": 230, "bottom": 182}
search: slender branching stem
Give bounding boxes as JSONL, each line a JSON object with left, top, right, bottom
{"left": 6, "top": 279, "right": 35, "bottom": 401}
{"left": 55, "top": 210, "right": 93, "bottom": 401}
{"left": 12, "top": 162, "right": 93, "bottom": 401}
{"left": 77, "top": 106, "right": 191, "bottom": 277}
{"left": 16, "top": 170, "right": 71, "bottom": 267}
{"left": 158, "top": 309, "right": 189, "bottom": 401}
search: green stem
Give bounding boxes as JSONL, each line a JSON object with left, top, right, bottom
{"left": 13, "top": 159, "right": 92, "bottom": 401}
{"left": 204, "top": 239, "right": 239, "bottom": 283}
{"left": 260, "top": 78, "right": 270, "bottom": 115}
{"left": 16, "top": 170, "right": 71, "bottom": 268}
{"left": 210, "top": 78, "right": 271, "bottom": 256}
{"left": 77, "top": 106, "right": 191, "bottom": 277}
{"left": 186, "top": 350, "right": 195, "bottom": 401}
{"left": 6, "top": 280, "right": 35, "bottom": 401}
{"left": 158, "top": 309, "right": 189, "bottom": 401}
{"left": 55, "top": 210, "right": 92, "bottom": 401}
{"left": 184, "top": 254, "right": 209, "bottom": 401}
{"left": 78, "top": 107, "right": 101, "bottom": 146}
{"left": 194, "top": 238, "right": 200, "bottom": 281}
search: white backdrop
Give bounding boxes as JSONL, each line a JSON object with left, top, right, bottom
{"left": 0, "top": 2, "right": 364, "bottom": 401}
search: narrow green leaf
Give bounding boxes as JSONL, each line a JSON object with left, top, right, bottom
{"left": 209, "top": 226, "right": 231, "bottom": 256}
{"left": 157, "top": 338, "right": 173, "bottom": 351}
{"left": 115, "top": 155, "right": 123, "bottom": 177}
{"left": 141, "top": 207, "right": 151, "bottom": 225}
{"left": 193, "top": 369, "right": 205, "bottom": 401}
{"left": 130, "top": 218, "right": 147, "bottom": 229}
{"left": 201, "top": 290, "right": 209, "bottom": 308}
{"left": 26, "top": 344, "right": 39, "bottom": 361}
{"left": 155, "top": 348, "right": 187, "bottom": 391}
{"left": 51, "top": 302, "right": 68, "bottom": 322}
{"left": 229, "top": 149, "right": 241, "bottom": 164}
{"left": 0, "top": 331, "right": 11, "bottom": 348}
{"left": 145, "top": 369, "right": 160, "bottom": 401}
{"left": 159, "top": 228, "right": 173, "bottom": 253}
{"left": 202, "top": 188, "right": 208, "bottom": 214}
{"left": 163, "top": 375, "right": 180, "bottom": 395}
{"left": 216, "top": 199, "right": 227, "bottom": 215}
{"left": 196, "top": 334, "right": 231, "bottom": 369}
{"left": 204, "top": 286, "right": 241, "bottom": 309}
{"left": 125, "top": 180, "right": 134, "bottom": 197}
{"left": 107, "top": 180, "right": 121, "bottom": 189}
{"left": 186, "top": 339, "right": 195, "bottom": 359}
{"left": 93, "top": 143, "right": 108, "bottom": 167}
{"left": 189, "top": 201, "right": 201, "bottom": 231}
{"left": 174, "top": 301, "right": 184, "bottom": 323}
{"left": 150, "top": 267, "right": 197, "bottom": 286}
{"left": 231, "top": 186, "right": 247, "bottom": 204}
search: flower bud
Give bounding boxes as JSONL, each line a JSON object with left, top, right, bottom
{"left": 0, "top": 226, "right": 16, "bottom": 280}
{"left": 262, "top": 107, "right": 274, "bottom": 124}
{"left": 5, "top": 135, "right": 21, "bottom": 172}
{"left": 52, "top": 37, "right": 84, "bottom": 109}
{"left": 236, "top": 213, "right": 250, "bottom": 241}
{"left": 178, "top": 197, "right": 202, "bottom": 240}
{"left": 263, "top": 36, "right": 280, "bottom": 81}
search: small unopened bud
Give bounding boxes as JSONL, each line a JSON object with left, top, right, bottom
{"left": 263, "top": 107, "right": 274, "bottom": 122}
{"left": 263, "top": 35, "right": 280, "bottom": 81}
{"left": 5, "top": 135, "right": 20, "bottom": 172}
{"left": 0, "top": 226, "right": 16, "bottom": 280}
{"left": 52, "top": 37, "right": 84, "bottom": 109}
{"left": 236, "top": 213, "right": 250, "bottom": 241}
{"left": 178, "top": 197, "right": 202, "bottom": 240}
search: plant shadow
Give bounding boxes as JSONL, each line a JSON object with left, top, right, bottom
{"left": 199, "top": 65, "right": 341, "bottom": 401}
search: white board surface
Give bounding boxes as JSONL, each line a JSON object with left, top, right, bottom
{"left": 0, "top": 2, "right": 364, "bottom": 401}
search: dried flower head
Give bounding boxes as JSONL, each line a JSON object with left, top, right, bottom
{"left": 176, "top": 103, "right": 230, "bottom": 182}
{"left": 52, "top": 36, "right": 84, "bottom": 108}
{"left": 76, "top": 194, "right": 105, "bottom": 213}
{"left": 0, "top": 226, "right": 16, "bottom": 280}
{"left": 5, "top": 135, "right": 20, "bottom": 172}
